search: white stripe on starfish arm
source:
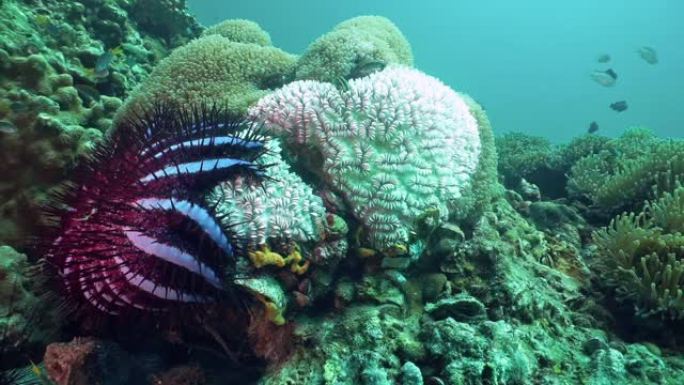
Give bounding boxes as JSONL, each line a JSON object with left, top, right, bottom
{"left": 151, "top": 135, "right": 263, "bottom": 159}
{"left": 123, "top": 229, "right": 223, "bottom": 289}
{"left": 133, "top": 198, "right": 233, "bottom": 256}
{"left": 138, "top": 158, "right": 254, "bottom": 183}
{"left": 114, "top": 256, "right": 211, "bottom": 303}
{"left": 79, "top": 273, "right": 120, "bottom": 315}
{"left": 103, "top": 268, "right": 154, "bottom": 311}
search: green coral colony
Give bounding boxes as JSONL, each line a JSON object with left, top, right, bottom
{"left": 1, "top": 1, "right": 684, "bottom": 384}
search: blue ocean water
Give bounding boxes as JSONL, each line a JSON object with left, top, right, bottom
{"left": 188, "top": 0, "right": 683, "bottom": 143}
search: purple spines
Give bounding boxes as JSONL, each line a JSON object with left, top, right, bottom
{"left": 43, "top": 104, "right": 268, "bottom": 317}
{"left": 129, "top": 107, "right": 267, "bottom": 195}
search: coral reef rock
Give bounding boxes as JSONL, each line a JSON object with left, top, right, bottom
{"left": 44, "top": 337, "right": 132, "bottom": 385}
{"left": 0, "top": 245, "right": 57, "bottom": 353}
{"left": 2, "top": 4, "right": 684, "bottom": 384}
{"left": 0, "top": 0, "right": 200, "bottom": 246}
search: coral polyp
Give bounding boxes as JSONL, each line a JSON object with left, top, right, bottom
{"left": 250, "top": 66, "right": 493, "bottom": 250}
{"left": 40, "top": 105, "right": 267, "bottom": 316}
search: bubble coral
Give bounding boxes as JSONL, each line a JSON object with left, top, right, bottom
{"left": 250, "top": 66, "right": 496, "bottom": 250}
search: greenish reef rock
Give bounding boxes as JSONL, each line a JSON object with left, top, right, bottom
{"left": 260, "top": 305, "right": 423, "bottom": 385}
{"left": 258, "top": 198, "right": 684, "bottom": 385}
{"left": 0, "top": 0, "right": 200, "bottom": 246}
{"left": 0, "top": 246, "right": 58, "bottom": 358}
{"left": 127, "top": 0, "right": 202, "bottom": 47}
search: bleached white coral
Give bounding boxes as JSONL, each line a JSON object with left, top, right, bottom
{"left": 208, "top": 139, "right": 326, "bottom": 248}
{"left": 249, "top": 66, "right": 483, "bottom": 249}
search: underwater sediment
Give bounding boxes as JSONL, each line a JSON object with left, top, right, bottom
{"left": 2, "top": 2, "right": 684, "bottom": 385}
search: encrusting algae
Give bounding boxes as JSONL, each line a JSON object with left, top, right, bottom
{"left": 249, "top": 245, "right": 310, "bottom": 275}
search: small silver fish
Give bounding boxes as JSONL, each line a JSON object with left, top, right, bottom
{"left": 610, "top": 100, "right": 628, "bottom": 112}
{"left": 0, "top": 119, "right": 17, "bottom": 134}
{"left": 597, "top": 54, "right": 611, "bottom": 63}
{"left": 74, "top": 84, "right": 100, "bottom": 106}
{"left": 349, "top": 59, "right": 386, "bottom": 80}
{"left": 23, "top": 43, "right": 40, "bottom": 55}
{"left": 590, "top": 69, "right": 617, "bottom": 87}
{"left": 588, "top": 121, "right": 599, "bottom": 134}
{"left": 637, "top": 46, "right": 658, "bottom": 64}
{"left": 91, "top": 47, "right": 123, "bottom": 79}
{"left": 95, "top": 50, "right": 114, "bottom": 73}
{"left": 9, "top": 101, "right": 28, "bottom": 112}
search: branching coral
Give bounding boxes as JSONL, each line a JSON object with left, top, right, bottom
{"left": 295, "top": 16, "right": 413, "bottom": 83}
{"left": 593, "top": 185, "right": 684, "bottom": 319}
{"left": 250, "top": 66, "right": 496, "bottom": 250}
